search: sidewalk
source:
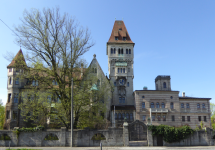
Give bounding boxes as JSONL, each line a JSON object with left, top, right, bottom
{"left": 0, "top": 146, "right": 215, "bottom": 150}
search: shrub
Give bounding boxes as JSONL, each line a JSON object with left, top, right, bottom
{"left": 148, "top": 124, "right": 194, "bottom": 143}
{"left": 44, "top": 133, "right": 59, "bottom": 140}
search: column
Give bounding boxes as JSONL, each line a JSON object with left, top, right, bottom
{"left": 123, "top": 121, "right": 129, "bottom": 146}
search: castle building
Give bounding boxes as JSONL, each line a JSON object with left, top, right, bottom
{"left": 4, "top": 20, "right": 211, "bottom": 130}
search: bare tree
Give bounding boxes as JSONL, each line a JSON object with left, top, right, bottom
{"left": 12, "top": 7, "right": 101, "bottom": 129}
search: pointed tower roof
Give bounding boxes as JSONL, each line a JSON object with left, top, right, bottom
{"left": 7, "top": 49, "right": 27, "bottom": 68}
{"left": 107, "top": 20, "right": 134, "bottom": 44}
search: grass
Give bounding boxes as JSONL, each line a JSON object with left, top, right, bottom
{"left": 6, "top": 149, "right": 42, "bottom": 150}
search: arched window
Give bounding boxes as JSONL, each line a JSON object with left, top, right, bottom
{"left": 151, "top": 102, "right": 154, "bottom": 108}
{"left": 163, "top": 82, "right": 166, "bottom": 88}
{"left": 15, "top": 78, "right": 19, "bottom": 85}
{"left": 111, "top": 48, "right": 113, "bottom": 54}
{"left": 126, "top": 113, "right": 129, "bottom": 120}
{"left": 115, "top": 113, "right": 117, "bottom": 120}
{"left": 121, "top": 49, "right": 123, "bottom": 54}
{"left": 197, "top": 103, "right": 200, "bottom": 109}
{"left": 186, "top": 103, "right": 190, "bottom": 108}
{"left": 122, "top": 113, "right": 125, "bottom": 119}
{"left": 156, "top": 102, "right": 160, "bottom": 108}
{"left": 181, "top": 103, "right": 184, "bottom": 108}
{"left": 142, "top": 102, "right": 145, "bottom": 108}
{"left": 9, "top": 77, "right": 12, "bottom": 85}
{"left": 126, "top": 49, "right": 128, "bottom": 54}
{"left": 118, "top": 113, "right": 121, "bottom": 120}
{"left": 202, "top": 103, "right": 205, "bottom": 109}
{"left": 170, "top": 102, "right": 174, "bottom": 109}
{"left": 130, "top": 113, "right": 133, "bottom": 120}
{"left": 161, "top": 103, "right": 165, "bottom": 108}
{"left": 129, "top": 49, "right": 131, "bottom": 54}
{"left": 118, "top": 48, "right": 121, "bottom": 54}
{"left": 114, "top": 48, "right": 116, "bottom": 54}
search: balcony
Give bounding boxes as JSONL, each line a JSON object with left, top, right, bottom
{"left": 180, "top": 108, "right": 208, "bottom": 113}
{"left": 151, "top": 108, "right": 168, "bottom": 113}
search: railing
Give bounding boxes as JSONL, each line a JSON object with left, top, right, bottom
{"left": 180, "top": 108, "right": 208, "bottom": 113}
{"left": 151, "top": 108, "right": 168, "bottom": 113}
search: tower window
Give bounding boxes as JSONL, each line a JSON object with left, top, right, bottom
{"left": 123, "top": 37, "right": 126, "bottom": 41}
{"left": 126, "top": 49, "right": 128, "bottom": 54}
{"left": 115, "top": 37, "right": 118, "bottom": 40}
{"left": 129, "top": 49, "right": 131, "bottom": 54}
{"left": 111, "top": 48, "right": 113, "bottom": 54}
{"left": 119, "top": 28, "right": 122, "bottom": 31}
{"left": 127, "top": 82, "right": 129, "bottom": 87}
{"left": 114, "top": 48, "right": 116, "bottom": 54}
{"left": 121, "top": 49, "right": 123, "bottom": 54}
{"left": 142, "top": 102, "right": 145, "bottom": 108}
{"left": 9, "top": 68, "right": 12, "bottom": 72}
{"left": 170, "top": 102, "right": 174, "bottom": 109}
{"left": 163, "top": 82, "right": 166, "bottom": 88}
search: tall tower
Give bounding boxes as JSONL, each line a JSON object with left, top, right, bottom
{"left": 107, "top": 21, "right": 135, "bottom": 125}
{"left": 4, "top": 49, "right": 27, "bottom": 129}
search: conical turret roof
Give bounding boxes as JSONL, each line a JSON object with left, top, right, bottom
{"left": 107, "top": 20, "right": 134, "bottom": 44}
{"left": 7, "top": 49, "right": 27, "bottom": 68}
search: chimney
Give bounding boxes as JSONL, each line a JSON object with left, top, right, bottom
{"left": 182, "top": 91, "right": 185, "bottom": 97}
{"left": 81, "top": 63, "right": 83, "bottom": 78}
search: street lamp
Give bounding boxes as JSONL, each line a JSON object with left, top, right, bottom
{"left": 71, "top": 78, "right": 74, "bottom": 147}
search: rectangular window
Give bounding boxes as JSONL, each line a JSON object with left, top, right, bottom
{"left": 158, "top": 115, "right": 161, "bottom": 121}
{"left": 111, "top": 49, "right": 113, "bottom": 54}
{"left": 6, "top": 111, "right": 10, "bottom": 119}
{"left": 122, "top": 97, "right": 125, "bottom": 103}
{"left": 13, "top": 111, "right": 17, "bottom": 119}
{"left": 114, "top": 82, "right": 116, "bottom": 86}
{"left": 187, "top": 116, "right": 190, "bottom": 122}
{"left": 9, "top": 68, "right": 12, "bottom": 72}
{"left": 126, "top": 49, "right": 128, "bottom": 54}
{"left": 119, "top": 97, "right": 122, "bottom": 103}
{"left": 15, "top": 78, "right": 19, "bottom": 85}
{"left": 114, "top": 48, "right": 116, "bottom": 54}
{"left": 8, "top": 94, "right": 11, "bottom": 102}
{"left": 182, "top": 116, "right": 185, "bottom": 122}
{"left": 198, "top": 116, "right": 201, "bottom": 121}
{"left": 115, "top": 37, "right": 118, "bottom": 40}
{"left": 16, "top": 69, "right": 19, "bottom": 72}
{"left": 120, "top": 68, "right": 122, "bottom": 73}
{"left": 128, "top": 68, "right": 130, "bottom": 72}
{"left": 127, "top": 82, "right": 129, "bottom": 87}
{"left": 123, "top": 37, "right": 126, "bottom": 41}
{"left": 172, "top": 115, "right": 175, "bottom": 121}
{"left": 142, "top": 102, "right": 145, "bottom": 108}
{"left": 123, "top": 68, "right": 125, "bottom": 73}
{"left": 163, "top": 115, "right": 166, "bottom": 121}
{"left": 204, "top": 116, "right": 207, "bottom": 122}
{"left": 152, "top": 115, "right": 155, "bottom": 121}
{"left": 118, "top": 68, "right": 120, "bottom": 73}
{"left": 143, "top": 115, "right": 146, "bottom": 121}
{"left": 14, "top": 94, "right": 18, "bottom": 103}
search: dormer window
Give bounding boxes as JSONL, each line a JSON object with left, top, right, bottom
{"left": 115, "top": 37, "right": 118, "bottom": 40}
{"left": 119, "top": 28, "right": 122, "bottom": 31}
{"left": 123, "top": 37, "right": 126, "bottom": 41}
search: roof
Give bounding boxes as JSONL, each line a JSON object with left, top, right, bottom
{"left": 7, "top": 49, "right": 27, "bottom": 68}
{"left": 107, "top": 20, "right": 134, "bottom": 44}
{"left": 111, "top": 105, "right": 136, "bottom": 110}
{"left": 179, "top": 96, "right": 211, "bottom": 100}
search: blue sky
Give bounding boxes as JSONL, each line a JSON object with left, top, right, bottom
{"left": 0, "top": 0, "right": 215, "bottom": 105}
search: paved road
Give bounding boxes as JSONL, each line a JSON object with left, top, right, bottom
{"left": 0, "top": 146, "right": 215, "bottom": 150}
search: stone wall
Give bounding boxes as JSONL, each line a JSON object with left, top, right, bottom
{"left": 0, "top": 127, "right": 124, "bottom": 147}
{"left": 153, "top": 128, "right": 215, "bottom": 146}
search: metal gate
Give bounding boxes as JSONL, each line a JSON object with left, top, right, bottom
{"left": 129, "top": 120, "right": 147, "bottom": 141}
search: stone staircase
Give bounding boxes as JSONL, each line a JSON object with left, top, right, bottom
{"left": 129, "top": 140, "right": 148, "bottom": 146}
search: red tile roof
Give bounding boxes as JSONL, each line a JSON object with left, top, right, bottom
{"left": 107, "top": 20, "right": 134, "bottom": 44}
{"left": 7, "top": 49, "right": 27, "bottom": 68}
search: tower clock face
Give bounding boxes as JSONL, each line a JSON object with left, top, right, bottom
{"left": 119, "top": 79, "right": 125, "bottom": 85}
